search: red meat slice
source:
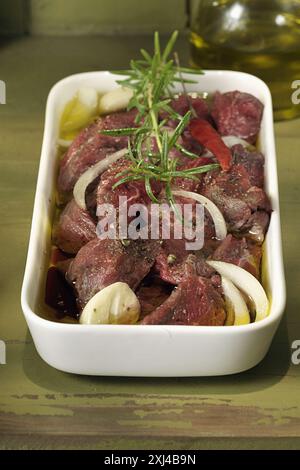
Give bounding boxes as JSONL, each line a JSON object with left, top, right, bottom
{"left": 211, "top": 91, "right": 264, "bottom": 144}
{"left": 141, "top": 275, "right": 226, "bottom": 326}
{"left": 58, "top": 109, "right": 137, "bottom": 192}
{"left": 136, "top": 278, "right": 173, "bottom": 319}
{"left": 67, "top": 238, "right": 160, "bottom": 309}
{"left": 173, "top": 156, "right": 215, "bottom": 192}
{"left": 240, "top": 211, "right": 270, "bottom": 244}
{"left": 210, "top": 234, "right": 262, "bottom": 278}
{"left": 154, "top": 237, "right": 218, "bottom": 286}
{"left": 200, "top": 163, "right": 271, "bottom": 235}
{"left": 53, "top": 199, "right": 96, "bottom": 254}
{"left": 96, "top": 158, "right": 162, "bottom": 226}
{"left": 232, "top": 144, "right": 265, "bottom": 188}
{"left": 160, "top": 94, "right": 210, "bottom": 123}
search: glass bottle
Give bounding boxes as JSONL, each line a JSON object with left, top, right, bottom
{"left": 190, "top": 0, "right": 300, "bottom": 120}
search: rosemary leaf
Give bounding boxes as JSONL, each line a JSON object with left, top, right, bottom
{"left": 100, "top": 127, "right": 138, "bottom": 136}
{"left": 167, "top": 111, "right": 191, "bottom": 150}
{"left": 107, "top": 31, "right": 211, "bottom": 209}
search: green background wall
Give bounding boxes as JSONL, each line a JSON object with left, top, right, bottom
{"left": 29, "top": 0, "right": 186, "bottom": 35}
{"left": 0, "top": 0, "right": 201, "bottom": 36}
{"left": 0, "top": 0, "right": 26, "bottom": 35}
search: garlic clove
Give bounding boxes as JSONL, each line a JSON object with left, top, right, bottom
{"left": 80, "top": 282, "right": 140, "bottom": 325}
{"left": 99, "top": 87, "right": 133, "bottom": 114}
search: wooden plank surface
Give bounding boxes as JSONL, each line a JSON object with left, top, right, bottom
{"left": 0, "top": 35, "right": 300, "bottom": 450}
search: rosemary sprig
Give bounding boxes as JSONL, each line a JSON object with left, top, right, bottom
{"left": 103, "top": 31, "right": 217, "bottom": 204}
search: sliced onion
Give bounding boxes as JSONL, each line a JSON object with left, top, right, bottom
{"left": 207, "top": 260, "right": 269, "bottom": 322}
{"left": 172, "top": 189, "right": 227, "bottom": 240}
{"left": 222, "top": 135, "right": 254, "bottom": 149}
{"left": 73, "top": 148, "right": 128, "bottom": 210}
{"left": 99, "top": 86, "right": 133, "bottom": 114}
{"left": 202, "top": 136, "right": 253, "bottom": 158}
{"left": 221, "top": 276, "right": 250, "bottom": 325}
{"left": 202, "top": 149, "right": 213, "bottom": 158}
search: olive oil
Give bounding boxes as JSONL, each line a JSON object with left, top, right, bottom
{"left": 190, "top": 0, "right": 300, "bottom": 120}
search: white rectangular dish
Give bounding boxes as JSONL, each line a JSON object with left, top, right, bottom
{"left": 21, "top": 70, "right": 286, "bottom": 376}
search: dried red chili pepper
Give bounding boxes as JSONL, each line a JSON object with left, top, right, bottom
{"left": 189, "top": 118, "right": 232, "bottom": 171}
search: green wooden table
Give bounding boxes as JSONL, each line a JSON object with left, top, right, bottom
{"left": 0, "top": 35, "right": 300, "bottom": 450}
